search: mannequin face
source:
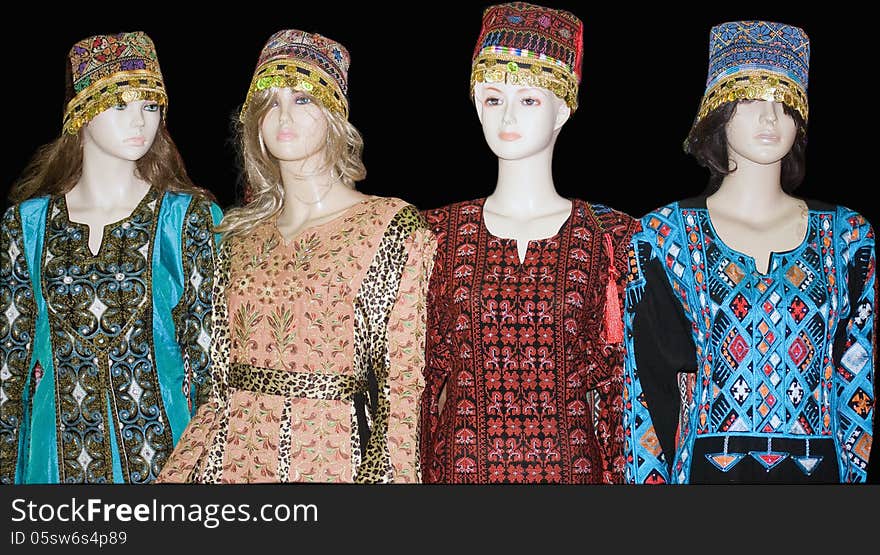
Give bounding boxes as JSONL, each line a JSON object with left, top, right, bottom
{"left": 260, "top": 87, "right": 328, "bottom": 166}
{"left": 474, "top": 81, "right": 570, "bottom": 161}
{"left": 725, "top": 100, "right": 797, "bottom": 167}
{"left": 82, "top": 100, "right": 161, "bottom": 161}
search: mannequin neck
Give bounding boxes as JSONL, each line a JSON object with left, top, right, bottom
{"left": 72, "top": 146, "right": 149, "bottom": 209}
{"left": 488, "top": 144, "right": 565, "bottom": 217}
{"left": 276, "top": 159, "right": 367, "bottom": 240}
{"left": 712, "top": 158, "right": 790, "bottom": 217}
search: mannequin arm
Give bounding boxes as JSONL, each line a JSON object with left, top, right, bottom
{"left": 834, "top": 210, "right": 875, "bottom": 483}
{"left": 419, "top": 235, "right": 450, "bottom": 476}
{"left": 386, "top": 225, "right": 437, "bottom": 483}
{"left": 0, "top": 207, "right": 36, "bottom": 484}
{"left": 623, "top": 230, "right": 698, "bottom": 484}
{"left": 175, "top": 199, "right": 223, "bottom": 413}
{"left": 157, "top": 238, "right": 231, "bottom": 483}
{"left": 589, "top": 221, "right": 637, "bottom": 484}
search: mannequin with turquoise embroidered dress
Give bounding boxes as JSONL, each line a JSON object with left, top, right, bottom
{"left": 623, "top": 21, "right": 875, "bottom": 484}
{"left": 0, "top": 31, "right": 222, "bottom": 484}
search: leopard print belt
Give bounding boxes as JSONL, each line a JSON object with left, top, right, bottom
{"left": 228, "top": 363, "right": 368, "bottom": 400}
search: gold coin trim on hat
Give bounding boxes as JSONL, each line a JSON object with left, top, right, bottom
{"left": 471, "top": 51, "right": 579, "bottom": 111}
{"left": 63, "top": 69, "right": 168, "bottom": 135}
{"left": 241, "top": 59, "right": 348, "bottom": 120}
{"left": 698, "top": 69, "right": 808, "bottom": 123}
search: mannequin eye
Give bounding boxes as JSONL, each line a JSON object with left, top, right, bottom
{"left": 484, "top": 97, "right": 502, "bottom": 107}
{"left": 521, "top": 97, "right": 541, "bottom": 107}
{"left": 294, "top": 94, "right": 313, "bottom": 105}
{"left": 113, "top": 103, "right": 127, "bottom": 111}
{"left": 143, "top": 103, "right": 160, "bottom": 112}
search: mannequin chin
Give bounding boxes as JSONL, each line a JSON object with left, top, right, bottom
{"left": 725, "top": 100, "right": 797, "bottom": 168}
{"left": 474, "top": 81, "right": 570, "bottom": 161}
{"left": 82, "top": 100, "right": 161, "bottom": 162}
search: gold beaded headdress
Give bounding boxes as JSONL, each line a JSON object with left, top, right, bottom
{"left": 63, "top": 32, "right": 167, "bottom": 135}
{"left": 696, "top": 21, "right": 810, "bottom": 124}
{"left": 241, "top": 29, "right": 351, "bottom": 120}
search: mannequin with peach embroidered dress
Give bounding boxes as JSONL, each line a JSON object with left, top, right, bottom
{"left": 158, "top": 29, "right": 436, "bottom": 483}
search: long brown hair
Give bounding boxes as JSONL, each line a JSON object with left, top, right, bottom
{"left": 8, "top": 122, "right": 214, "bottom": 204}
{"left": 216, "top": 88, "right": 367, "bottom": 242}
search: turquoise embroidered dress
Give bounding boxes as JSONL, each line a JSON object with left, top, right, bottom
{"left": 1, "top": 188, "right": 222, "bottom": 483}
{"left": 623, "top": 198, "right": 875, "bottom": 483}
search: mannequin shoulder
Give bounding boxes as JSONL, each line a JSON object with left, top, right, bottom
{"left": 628, "top": 200, "right": 690, "bottom": 247}
{"left": 420, "top": 199, "right": 485, "bottom": 236}
{"left": 828, "top": 204, "right": 875, "bottom": 250}
{"left": 2, "top": 196, "right": 52, "bottom": 230}
{"left": 576, "top": 200, "right": 638, "bottom": 231}
{"left": 161, "top": 191, "right": 223, "bottom": 223}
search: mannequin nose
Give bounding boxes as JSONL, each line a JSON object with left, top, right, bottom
{"left": 278, "top": 104, "right": 293, "bottom": 124}
{"left": 131, "top": 105, "right": 145, "bottom": 127}
{"left": 758, "top": 101, "right": 778, "bottom": 124}
{"left": 502, "top": 102, "right": 516, "bottom": 125}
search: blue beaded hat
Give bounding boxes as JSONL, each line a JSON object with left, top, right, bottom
{"left": 696, "top": 21, "right": 810, "bottom": 123}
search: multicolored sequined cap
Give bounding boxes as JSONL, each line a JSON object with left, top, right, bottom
{"left": 241, "top": 29, "right": 350, "bottom": 120}
{"left": 697, "top": 20, "right": 810, "bottom": 123}
{"left": 470, "top": 2, "right": 584, "bottom": 111}
{"left": 63, "top": 31, "right": 167, "bottom": 135}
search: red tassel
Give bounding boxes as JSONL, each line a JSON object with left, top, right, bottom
{"left": 602, "top": 233, "right": 624, "bottom": 344}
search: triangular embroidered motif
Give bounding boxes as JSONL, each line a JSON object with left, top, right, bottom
{"left": 792, "top": 455, "right": 823, "bottom": 476}
{"left": 705, "top": 452, "right": 746, "bottom": 472}
{"left": 749, "top": 451, "right": 789, "bottom": 471}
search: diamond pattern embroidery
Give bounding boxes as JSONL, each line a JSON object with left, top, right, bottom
{"left": 730, "top": 377, "right": 750, "bottom": 404}
{"left": 788, "top": 332, "right": 815, "bottom": 371}
{"left": 788, "top": 296, "right": 809, "bottom": 323}
{"left": 787, "top": 379, "right": 804, "bottom": 406}
{"left": 729, "top": 293, "right": 751, "bottom": 321}
{"left": 721, "top": 329, "right": 750, "bottom": 367}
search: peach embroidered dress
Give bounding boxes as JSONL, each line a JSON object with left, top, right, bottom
{"left": 158, "top": 196, "right": 436, "bottom": 483}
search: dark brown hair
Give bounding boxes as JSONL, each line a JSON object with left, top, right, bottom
{"left": 684, "top": 100, "right": 807, "bottom": 194}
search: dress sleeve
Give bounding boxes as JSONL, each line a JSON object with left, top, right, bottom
{"left": 418, "top": 215, "right": 451, "bottom": 475}
{"left": 623, "top": 228, "right": 697, "bottom": 484}
{"left": 587, "top": 211, "right": 638, "bottom": 484}
{"left": 175, "top": 198, "right": 224, "bottom": 414}
{"left": 352, "top": 204, "right": 435, "bottom": 483}
{"left": 833, "top": 209, "right": 875, "bottom": 483}
{"left": 386, "top": 219, "right": 437, "bottom": 483}
{"left": 0, "top": 206, "right": 36, "bottom": 484}
{"left": 156, "top": 237, "right": 231, "bottom": 483}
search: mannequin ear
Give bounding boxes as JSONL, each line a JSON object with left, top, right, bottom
{"left": 553, "top": 99, "right": 571, "bottom": 131}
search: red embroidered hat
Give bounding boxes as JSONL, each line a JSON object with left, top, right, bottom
{"left": 470, "top": 2, "right": 584, "bottom": 110}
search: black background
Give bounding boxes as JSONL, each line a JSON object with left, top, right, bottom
{"left": 1, "top": 3, "right": 877, "bottom": 483}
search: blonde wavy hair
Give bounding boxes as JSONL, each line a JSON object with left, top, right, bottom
{"left": 216, "top": 88, "right": 367, "bottom": 242}
{"left": 9, "top": 122, "right": 213, "bottom": 205}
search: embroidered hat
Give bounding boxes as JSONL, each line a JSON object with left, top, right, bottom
{"left": 696, "top": 20, "right": 810, "bottom": 123}
{"left": 241, "top": 29, "right": 351, "bottom": 120}
{"left": 470, "top": 2, "right": 584, "bottom": 110}
{"left": 63, "top": 31, "right": 167, "bottom": 135}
